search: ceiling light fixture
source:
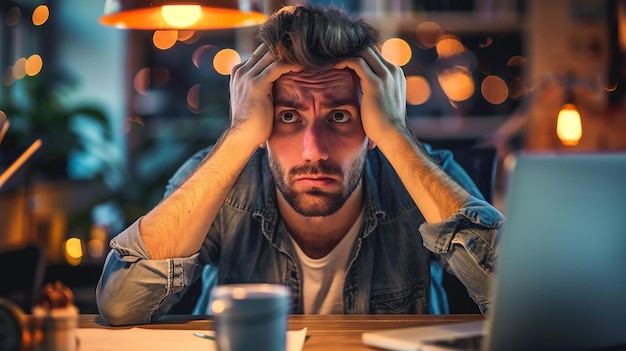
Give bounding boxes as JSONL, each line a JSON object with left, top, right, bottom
{"left": 100, "top": 0, "right": 267, "bottom": 30}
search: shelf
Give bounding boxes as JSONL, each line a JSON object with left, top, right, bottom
{"left": 360, "top": 11, "right": 526, "bottom": 34}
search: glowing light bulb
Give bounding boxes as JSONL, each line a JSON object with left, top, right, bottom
{"left": 161, "top": 5, "right": 201, "bottom": 28}
{"left": 556, "top": 103, "right": 582, "bottom": 146}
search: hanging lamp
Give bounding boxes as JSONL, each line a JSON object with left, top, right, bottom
{"left": 100, "top": 0, "right": 267, "bottom": 30}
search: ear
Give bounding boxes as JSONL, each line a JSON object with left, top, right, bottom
{"left": 367, "top": 138, "right": 376, "bottom": 150}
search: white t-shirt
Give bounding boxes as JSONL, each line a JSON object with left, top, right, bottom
{"left": 289, "top": 209, "right": 364, "bottom": 314}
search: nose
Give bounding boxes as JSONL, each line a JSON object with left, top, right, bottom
{"left": 301, "top": 122, "right": 329, "bottom": 162}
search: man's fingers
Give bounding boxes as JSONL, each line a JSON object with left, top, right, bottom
{"left": 250, "top": 43, "right": 268, "bottom": 61}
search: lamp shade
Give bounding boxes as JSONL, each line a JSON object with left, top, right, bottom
{"left": 100, "top": 0, "right": 267, "bottom": 30}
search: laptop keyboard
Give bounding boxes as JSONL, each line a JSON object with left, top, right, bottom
{"left": 422, "top": 335, "right": 484, "bottom": 350}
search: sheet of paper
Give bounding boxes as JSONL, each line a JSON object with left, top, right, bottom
{"left": 76, "top": 327, "right": 307, "bottom": 351}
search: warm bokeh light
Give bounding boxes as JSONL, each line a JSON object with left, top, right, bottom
{"left": 406, "top": 76, "right": 431, "bottom": 105}
{"left": 508, "top": 77, "right": 530, "bottom": 100}
{"left": 381, "top": 38, "right": 412, "bottom": 67}
{"left": 12, "top": 58, "right": 27, "bottom": 80}
{"left": 211, "top": 300, "right": 225, "bottom": 314}
{"left": 556, "top": 103, "right": 582, "bottom": 146}
{"left": 436, "top": 35, "right": 466, "bottom": 58}
{"left": 213, "top": 48, "right": 241, "bottom": 75}
{"left": 25, "top": 54, "right": 43, "bottom": 76}
{"left": 478, "top": 36, "right": 494, "bottom": 48}
{"left": 133, "top": 67, "right": 170, "bottom": 92}
{"left": 415, "top": 21, "right": 442, "bottom": 49}
{"left": 506, "top": 55, "right": 528, "bottom": 78}
{"left": 153, "top": 30, "right": 178, "bottom": 50}
{"left": 603, "top": 82, "right": 618, "bottom": 92}
{"left": 87, "top": 239, "right": 105, "bottom": 258}
{"left": 64, "top": 237, "right": 83, "bottom": 266}
{"left": 87, "top": 225, "right": 108, "bottom": 258}
{"left": 2, "top": 67, "right": 16, "bottom": 86}
{"left": 438, "top": 68, "right": 475, "bottom": 102}
{"left": 187, "top": 84, "right": 201, "bottom": 113}
{"left": 134, "top": 68, "right": 151, "bottom": 95}
{"left": 193, "top": 45, "right": 219, "bottom": 69}
{"left": 179, "top": 30, "right": 202, "bottom": 44}
{"left": 161, "top": 5, "right": 202, "bottom": 28}
{"left": 177, "top": 30, "right": 196, "bottom": 42}
{"left": 481, "top": 75, "right": 508, "bottom": 105}
{"left": 32, "top": 5, "right": 49, "bottom": 26}
{"left": 6, "top": 6, "right": 21, "bottom": 26}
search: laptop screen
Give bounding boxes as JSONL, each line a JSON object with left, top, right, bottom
{"left": 486, "top": 152, "right": 626, "bottom": 351}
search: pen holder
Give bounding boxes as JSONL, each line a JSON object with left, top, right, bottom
{"left": 32, "top": 305, "right": 79, "bottom": 351}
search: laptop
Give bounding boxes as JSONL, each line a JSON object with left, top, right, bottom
{"left": 362, "top": 152, "right": 626, "bottom": 351}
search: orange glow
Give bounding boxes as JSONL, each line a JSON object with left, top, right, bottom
{"left": 481, "top": 75, "right": 508, "bottom": 105}
{"left": 2, "top": 67, "right": 16, "bottom": 86}
{"left": 406, "top": 76, "right": 431, "bottom": 105}
{"left": 438, "top": 68, "right": 475, "bottom": 102}
{"left": 25, "top": 54, "right": 43, "bottom": 76}
{"left": 187, "top": 84, "right": 201, "bottom": 113}
{"left": 415, "top": 21, "right": 442, "bottom": 49}
{"left": 213, "top": 49, "right": 241, "bottom": 75}
{"left": 161, "top": 5, "right": 201, "bottom": 28}
{"left": 478, "top": 36, "right": 494, "bottom": 48}
{"left": 177, "top": 30, "right": 196, "bottom": 42}
{"left": 64, "top": 237, "right": 83, "bottom": 266}
{"left": 0, "top": 139, "right": 42, "bottom": 189}
{"left": 32, "top": 5, "right": 49, "bottom": 26}
{"left": 506, "top": 55, "right": 528, "bottom": 78}
{"left": 193, "top": 45, "right": 219, "bottom": 69}
{"left": 133, "top": 68, "right": 151, "bottom": 95}
{"left": 100, "top": 6, "right": 267, "bottom": 30}
{"left": 212, "top": 300, "right": 225, "bottom": 314}
{"left": 436, "top": 35, "right": 465, "bottom": 58}
{"left": 556, "top": 103, "right": 582, "bottom": 146}
{"left": 382, "top": 38, "right": 412, "bottom": 67}
{"left": 179, "top": 30, "right": 201, "bottom": 44}
{"left": 508, "top": 77, "right": 530, "bottom": 100}
{"left": 153, "top": 30, "right": 178, "bottom": 50}
{"left": 12, "top": 58, "right": 27, "bottom": 80}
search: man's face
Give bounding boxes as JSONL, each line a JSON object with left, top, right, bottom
{"left": 266, "top": 68, "right": 371, "bottom": 217}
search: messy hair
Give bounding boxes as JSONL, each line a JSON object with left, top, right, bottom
{"left": 256, "top": 4, "right": 379, "bottom": 69}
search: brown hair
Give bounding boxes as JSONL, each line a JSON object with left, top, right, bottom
{"left": 256, "top": 4, "right": 379, "bottom": 69}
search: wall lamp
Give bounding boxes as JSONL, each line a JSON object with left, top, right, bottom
{"left": 100, "top": 0, "right": 268, "bottom": 30}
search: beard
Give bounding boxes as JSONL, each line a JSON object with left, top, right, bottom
{"left": 269, "top": 153, "right": 366, "bottom": 217}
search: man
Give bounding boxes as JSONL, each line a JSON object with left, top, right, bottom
{"left": 96, "top": 4, "right": 504, "bottom": 326}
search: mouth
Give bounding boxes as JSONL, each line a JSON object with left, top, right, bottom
{"left": 293, "top": 175, "right": 337, "bottom": 188}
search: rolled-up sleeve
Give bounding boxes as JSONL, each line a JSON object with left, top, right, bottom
{"left": 420, "top": 196, "right": 504, "bottom": 314}
{"left": 96, "top": 218, "right": 199, "bottom": 326}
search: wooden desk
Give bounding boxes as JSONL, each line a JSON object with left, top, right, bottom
{"left": 79, "top": 314, "right": 485, "bottom": 351}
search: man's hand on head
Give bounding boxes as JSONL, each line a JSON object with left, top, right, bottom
{"left": 228, "top": 43, "right": 302, "bottom": 148}
{"left": 333, "top": 46, "right": 408, "bottom": 147}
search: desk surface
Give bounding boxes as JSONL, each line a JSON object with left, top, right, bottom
{"left": 79, "top": 314, "right": 485, "bottom": 351}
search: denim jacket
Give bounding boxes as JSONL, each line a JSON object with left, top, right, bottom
{"left": 96, "top": 146, "right": 504, "bottom": 326}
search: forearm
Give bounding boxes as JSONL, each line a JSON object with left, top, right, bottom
{"left": 375, "top": 129, "right": 469, "bottom": 223}
{"left": 420, "top": 207, "right": 503, "bottom": 315}
{"left": 96, "top": 220, "right": 200, "bottom": 325}
{"left": 141, "top": 128, "right": 258, "bottom": 259}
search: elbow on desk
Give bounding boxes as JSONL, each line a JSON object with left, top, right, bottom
{"left": 95, "top": 281, "right": 156, "bottom": 326}
{"left": 96, "top": 297, "right": 154, "bottom": 326}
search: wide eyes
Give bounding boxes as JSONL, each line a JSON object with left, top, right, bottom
{"left": 279, "top": 111, "right": 298, "bottom": 123}
{"left": 331, "top": 111, "right": 349, "bottom": 123}
{"left": 277, "top": 110, "right": 351, "bottom": 124}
